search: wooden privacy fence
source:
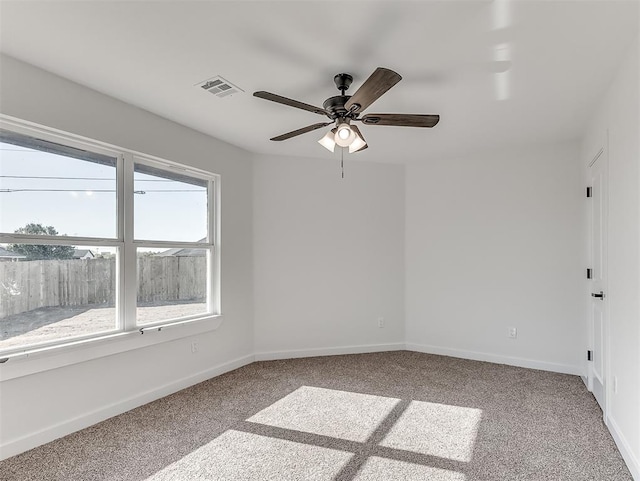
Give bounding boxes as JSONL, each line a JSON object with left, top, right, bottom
{"left": 137, "top": 257, "right": 206, "bottom": 304}
{"left": 0, "top": 257, "right": 206, "bottom": 318}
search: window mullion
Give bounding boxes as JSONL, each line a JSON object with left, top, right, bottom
{"left": 121, "top": 153, "right": 137, "bottom": 331}
{"left": 0, "top": 234, "right": 121, "bottom": 246}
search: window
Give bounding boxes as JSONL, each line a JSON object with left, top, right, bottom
{"left": 0, "top": 131, "right": 118, "bottom": 238}
{"left": 133, "top": 161, "right": 213, "bottom": 326}
{"left": 134, "top": 163, "right": 208, "bottom": 243}
{"left": 0, "top": 121, "right": 219, "bottom": 357}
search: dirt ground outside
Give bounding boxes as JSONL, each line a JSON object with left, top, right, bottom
{"left": 0, "top": 301, "right": 206, "bottom": 351}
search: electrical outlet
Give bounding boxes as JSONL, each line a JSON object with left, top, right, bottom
{"left": 507, "top": 327, "right": 517, "bottom": 339}
{"left": 191, "top": 341, "right": 198, "bottom": 354}
{"left": 377, "top": 317, "right": 385, "bottom": 328}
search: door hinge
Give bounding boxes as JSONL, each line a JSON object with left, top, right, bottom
{"left": 587, "top": 268, "right": 592, "bottom": 279}
{"left": 586, "top": 186, "right": 592, "bottom": 198}
{"left": 587, "top": 350, "right": 593, "bottom": 361}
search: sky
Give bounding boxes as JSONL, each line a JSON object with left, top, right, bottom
{"left": 0, "top": 142, "right": 208, "bottom": 244}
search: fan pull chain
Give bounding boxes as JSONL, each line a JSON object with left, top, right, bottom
{"left": 341, "top": 147, "right": 344, "bottom": 179}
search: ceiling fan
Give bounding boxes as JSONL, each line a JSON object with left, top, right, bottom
{"left": 253, "top": 67, "right": 440, "bottom": 153}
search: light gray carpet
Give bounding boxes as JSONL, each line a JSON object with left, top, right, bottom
{"left": 1, "top": 351, "right": 632, "bottom": 480}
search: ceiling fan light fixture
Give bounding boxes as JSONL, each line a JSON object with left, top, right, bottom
{"left": 334, "top": 120, "right": 356, "bottom": 147}
{"left": 318, "top": 128, "right": 337, "bottom": 152}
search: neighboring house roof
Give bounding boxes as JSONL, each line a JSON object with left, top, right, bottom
{"left": 0, "top": 246, "right": 26, "bottom": 259}
{"left": 157, "top": 238, "right": 207, "bottom": 257}
{"left": 72, "top": 249, "right": 95, "bottom": 259}
{"left": 155, "top": 247, "right": 206, "bottom": 257}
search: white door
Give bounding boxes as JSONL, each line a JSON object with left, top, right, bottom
{"left": 588, "top": 149, "right": 607, "bottom": 413}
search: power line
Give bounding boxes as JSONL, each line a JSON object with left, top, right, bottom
{"left": 0, "top": 189, "right": 204, "bottom": 193}
{"left": 0, "top": 175, "right": 172, "bottom": 182}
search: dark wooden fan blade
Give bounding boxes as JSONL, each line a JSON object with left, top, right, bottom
{"left": 344, "top": 68, "right": 402, "bottom": 113}
{"left": 254, "top": 91, "right": 328, "bottom": 116}
{"left": 361, "top": 113, "right": 440, "bottom": 128}
{"left": 270, "top": 122, "right": 332, "bottom": 141}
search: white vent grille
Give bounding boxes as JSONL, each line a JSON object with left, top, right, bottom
{"left": 197, "top": 75, "right": 243, "bottom": 98}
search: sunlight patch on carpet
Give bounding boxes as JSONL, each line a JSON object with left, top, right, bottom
{"left": 146, "top": 429, "right": 352, "bottom": 480}
{"left": 355, "top": 456, "right": 466, "bottom": 480}
{"left": 380, "top": 401, "right": 482, "bottom": 462}
{"left": 248, "top": 385, "right": 400, "bottom": 442}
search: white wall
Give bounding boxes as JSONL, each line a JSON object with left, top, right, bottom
{"left": 405, "top": 141, "right": 586, "bottom": 374}
{"left": 0, "top": 55, "right": 255, "bottom": 457}
{"left": 253, "top": 154, "right": 405, "bottom": 357}
{"left": 581, "top": 37, "right": 640, "bottom": 477}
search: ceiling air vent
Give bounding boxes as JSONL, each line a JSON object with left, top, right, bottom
{"left": 197, "top": 75, "right": 243, "bottom": 98}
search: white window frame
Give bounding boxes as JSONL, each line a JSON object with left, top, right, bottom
{"left": 130, "top": 154, "right": 219, "bottom": 331}
{"left": 0, "top": 116, "right": 221, "bottom": 367}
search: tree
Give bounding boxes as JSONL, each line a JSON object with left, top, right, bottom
{"left": 8, "top": 223, "right": 75, "bottom": 260}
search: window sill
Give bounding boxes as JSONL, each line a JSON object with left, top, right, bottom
{"left": 0, "top": 315, "right": 223, "bottom": 382}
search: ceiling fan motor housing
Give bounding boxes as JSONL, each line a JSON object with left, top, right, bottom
{"left": 323, "top": 95, "right": 352, "bottom": 119}
{"left": 323, "top": 73, "right": 357, "bottom": 119}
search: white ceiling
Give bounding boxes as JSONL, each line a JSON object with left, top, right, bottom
{"left": 0, "top": 1, "right": 638, "bottom": 163}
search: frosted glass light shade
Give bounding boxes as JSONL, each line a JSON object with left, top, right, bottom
{"left": 348, "top": 134, "right": 367, "bottom": 153}
{"left": 318, "top": 129, "right": 337, "bottom": 152}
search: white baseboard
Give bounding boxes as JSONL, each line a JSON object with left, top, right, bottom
{"left": 0, "top": 343, "right": 602, "bottom": 463}
{"left": 405, "top": 342, "right": 583, "bottom": 376}
{"left": 254, "top": 342, "right": 406, "bottom": 362}
{"left": 607, "top": 415, "right": 640, "bottom": 480}
{"left": 0, "top": 353, "right": 255, "bottom": 461}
